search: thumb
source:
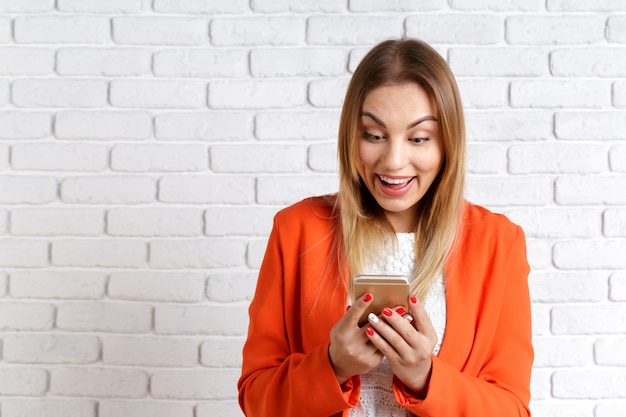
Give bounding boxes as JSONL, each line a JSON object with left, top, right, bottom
{"left": 344, "top": 293, "right": 374, "bottom": 327}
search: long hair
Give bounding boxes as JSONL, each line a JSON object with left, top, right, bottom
{"left": 335, "top": 38, "right": 466, "bottom": 301}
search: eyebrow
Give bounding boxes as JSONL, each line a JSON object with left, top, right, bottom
{"left": 360, "top": 111, "right": 439, "bottom": 130}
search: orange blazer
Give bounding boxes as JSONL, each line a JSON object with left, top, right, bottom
{"left": 238, "top": 197, "right": 533, "bottom": 417}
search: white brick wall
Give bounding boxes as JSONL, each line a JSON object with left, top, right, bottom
{"left": 0, "top": 1, "right": 624, "bottom": 416}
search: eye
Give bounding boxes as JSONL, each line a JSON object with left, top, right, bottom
{"left": 362, "top": 132, "right": 385, "bottom": 141}
{"left": 409, "top": 137, "right": 431, "bottom": 144}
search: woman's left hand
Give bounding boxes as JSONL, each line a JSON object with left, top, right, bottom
{"left": 364, "top": 295, "right": 437, "bottom": 397}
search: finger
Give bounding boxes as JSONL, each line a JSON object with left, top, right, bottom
{"left": 366, "top": 309, "right": 412, "bottom": 356}
{"left": 343, "top": 293, "right": 374, "bottom": 327}
{"left": 408, "top": 295, "right": 437, "bottom": 341}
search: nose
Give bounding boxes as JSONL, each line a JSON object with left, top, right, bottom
{"left": 381, "top": 138, "right": 407, "bottom": 171}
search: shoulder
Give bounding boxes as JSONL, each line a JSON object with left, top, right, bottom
{"left": 273, "top": 195, "right": 336, "bottom": 235}
{"left": 462, "top": 201, "right": 523, "bottom": 237}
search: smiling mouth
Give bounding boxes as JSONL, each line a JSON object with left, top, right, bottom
{"left": 378, "top": 175, "right": 414, "bottom": 185}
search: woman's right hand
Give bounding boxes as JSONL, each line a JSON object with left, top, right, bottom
{"left": 328, "top": 293, "right": 384, "bottom": 385}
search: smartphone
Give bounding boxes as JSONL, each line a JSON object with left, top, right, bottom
{"left": 353, "top": 274, "right": 410, "bottom": 326}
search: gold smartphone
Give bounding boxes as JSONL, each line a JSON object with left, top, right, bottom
{"left": 353, "top": 274, "right": 410, "bottom": 326}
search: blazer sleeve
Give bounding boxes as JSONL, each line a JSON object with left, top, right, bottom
{"left": 393, "top": 225, "right": 533, "bottom": 417}
{"left": 238, "top": 215, "right": 359, "bottom": 417}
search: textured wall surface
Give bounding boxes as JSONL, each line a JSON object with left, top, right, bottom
{"left": 0, "top": 1, "right": 625, "bottom": 416}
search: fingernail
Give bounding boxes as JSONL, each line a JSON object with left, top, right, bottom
{"left": 363, "top": 293, "right": 373, "bottom": 303}
{"left": 346, "top": 305, "right": 351, "bottom": 311}
{"left": 410, "top": 295, "right": 418, "bottom": 304}
{"left": 405, "top": 315, "right": 414, "bottom": 323}
{"left": 368, "top": 312, "right": 379, "bottom": 324}
{"left": 396, "top": 307, "right": 407, "bottom": 315}
{"left": 382, "top": 307, "right": 393, "bottom": 317}
{"left": 366, "top": 327, "right": 375, "bottom": 336}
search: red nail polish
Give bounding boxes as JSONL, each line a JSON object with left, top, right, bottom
{"left": 382, "top": 307, "right": 393, "bottom": 317}
{"left": 396, "top": 307, "right": 407, "bottom": 315}
{"left": 366, "top": 327, "right": 375, "bottom": 336}
{"left": 410, "top": 295, "right": 418, "bottom": 304}
{"left": 363, "top": 293, "right": 373, "bottom": 303}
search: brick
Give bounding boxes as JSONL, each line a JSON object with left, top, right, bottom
{"left": 451, "top": 0, "right": 543, "bottom": 11}
{"left": 154, "top": 0, "right": 248, "bottom": 13}
{"left": 0, "top": 0, "right": 54, "bottom": 12}
{"left": 256, "top": 175, "right": 339, "bottom": 205}
{"left": 55, "top": 111, "right": 151, "bottom": 140}
{"left": 1, "top": 399, "right": 96, "bottom": 417}
{"left": 350, "top": 0, "right": 443, "bottom": 11}
{"left": 533, "top": 337, "right": 593, "bottom": 367}
{"left": 309, "top": 142, "right": 338, "bottom": 173}
{"left": 57, "top": 0, "right": 150, "bottom": 12}
{"left": 11, "top": 143, "right": 108, "bottom": 172}
{"left": 0, "top": 176, "right": 57, "bottom": 204}
{"left": 12, "top": 79, "right": 108, "bottom": 108}
{"left": 251, "top": 48, "right": 346, "bottom": 77}
{"left": 555, "top": 111, "right": 626, "bottom": 140}
{"left": 506, "top": 15, "right": 605, "bottom": 45}
{"left": 113, "top": 17, "right": 208, "bottom": 45}
{"left": 554, "top": 239, "right": 626, "bottom": 269}
{"left": 508, "top": 143, "right": 608, "bottom": 174}
{"left": 308, "top": 78, "right": 351, "bottom": 108}
{"left": 610, "top": 272, "right": 626, "bottom": 301}
{"left": 548, "top": 0, "right": 626, "bottom": 11}
{"left": 457, "top": 79, "right": 508, "bottom": 109}
{"left": 11, "top": 207, "right": 104, "bottom": 236}
{"left": 465, "top": 111, "right": 552, "bottom": 141}
{"left": 0, "top": 17, "right": 8, "bottom": 43}
{"left": 506, "top": 208, "right": 601, "bottom": 238}
{"left": 201, "top": 337, "right": 245, "bottom": 367}
{"left": 57, "top": 302, "right": 152, "bottom": 333}
{"left": 530, "top": 401, "right": 593, "bottom": 417}
{"left": 556, "top": 176, "right": 626, "bottom": 205}
{"left": 0, "top": 239, "right": 48, "bottom": 267}
{"left": 526, "top": 239, "right": 554, "bottom": 271}
{"left": 595, "top": 337, "right": 626, "bottom": 366}
{"left": 155, "top": 112, "right": 253, "bottom": 141}
{"left": 10, "top": 271, "right": 106, "bottom": 299}
{"left": 552, "top": 304, "right": 626, "bottom": 334}
{"left": 111, "top": 144, "right": 208, "bottom": 172}
{"left": 205, "top": 206, "right": 278, "bottom": 236}
{"left": 149, "top": 239, "right": 246, "bottom": 268}
{"left": 211, "top": 17, "right": 304, "bottom": 46}
{"left": 247, "top": 238, "right": 268, "bottom": 269}
{"left": 154, "top": 49, "right": 248, "bottom": 78}
{"left": 99, "top": 400, "right": 193, "bottom": 417}
{"left": 529, "top": 271, "right": 607, "bottom": 302}
{"left": 0, "top": 302, "right": 53, "bottom": 330}
{"left": 151, "top": 369, "right": 239, "bottom": 399}
{"left": 0, "top": 111, "right": 50, "bottom": 139}
{"left": 57, "top": 48, "right": 151, "bottom": 76}
{"left": 108, "top": 271, "right": 204, "bottom": 302}
{"left": 210, "top": 144, "right": 307, "bottom": 173}
{"left": 615, "top": 81, "right": 626, "bottom": 107}
{"left": 550, "top": 48, "right": 626, "bottom": 77}
{"left": 0, "top": 368, "right": 47, "bottom": 395}
{"left": 14, "top": 16, "right": 110, "bottom": 44}
{"left": 255, "top": 110, "right": 339, "bottom": 141}
{"left": 52, "top": 239, "right": 146, "bottom": 268}
{"left": 406, "top": 14, "right": 502, "bottom": 44}
{"left": 467, "top": 144, "right": 507, "bottom": 174}
{"left": 252, "top": 0, "right": 342, "bottom": 12}
{"left": 531, "top": 304, "right": 550, "bottom": 337}
{"left": 307, "top": 16, "right": 403, "bottom": 45}
{"left": 107, "top": 207, "right": 202, "bottom": 237}
{"left": 604, "top": 209, "right": 626, "bottom": 237}
{"left": 0, "top": 271, "right": 7, "bottom": 296}
{"left": 103, "top": 336, "right": 197, "bottom": 367}
{"left": 110, "top": 80, "right": 206, "bottom": 109}
{"left": 155, "top": 304, "right": 248, "bottom": 335}
{"left": 3, "top": 333, "right": 99, "bottom": 364}
{"left": 61, "top": 176, "right": 156, "bottom": 204}
{"left": 510, "top": 80, "right": 610, "bottom": 108}
{"left": 529, "top": 368, "right": 552, "bottom": 401}
{"left": 553, "top": 369, "right": 626, "bottom": 399}
{"left": 158, "top": 175, "right": 254, "bottom": 204}
{"left": 465, "top": 176, "right": 553, "bottom": 206}
{"left": 197, "top": 401, "right": 241, "bottom": 417}
{"left": 0, "top": 79, "right": 7, "bottom": 106}
{"left": 50, "top": 367, "right": 148, "bottom": 398}
{"left": 595, "top": 402, "right": 626, "bottom": 417}
{"left": 449, "top": 48, "right": 547, "bottom": 76}
{"left": 0, "top": 48, "right": 53, "bottom": 75}
{"left": 607, "top": 16, "right": 626, "bottom": 43}
{"left": 209, "top": 80, "right": 306, "bottom": 109}
{"left": 207, "top": 272, "right": 258, "bottom": 302}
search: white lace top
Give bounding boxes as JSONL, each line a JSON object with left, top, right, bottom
{"left": 349, "top": 233, "right": 447, "bottom": 417}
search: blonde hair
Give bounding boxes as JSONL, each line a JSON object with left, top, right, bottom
{"left": 335, "top": 38, "right": 466, "bottom": 300}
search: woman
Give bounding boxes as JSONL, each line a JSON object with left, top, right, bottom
{"left": 238, "top": 38, "right": 533, "bottom": 417}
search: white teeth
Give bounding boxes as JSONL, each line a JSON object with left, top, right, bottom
{"left": 379, "top": 175, "right": 411, "bottom": 185}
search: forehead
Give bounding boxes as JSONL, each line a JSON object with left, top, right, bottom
{"left": 361, "top": 82, "right": 438, "bottom": 116}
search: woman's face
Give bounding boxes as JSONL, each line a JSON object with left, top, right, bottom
{"left": 357, "top": 82, "right": 444, "bottom": 232}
